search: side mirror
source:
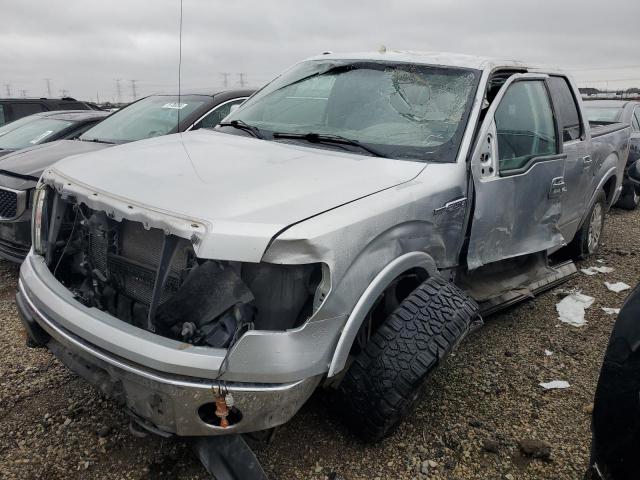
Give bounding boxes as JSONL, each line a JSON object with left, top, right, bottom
{"left": 628, "top": 159, "right": 640, "bottom": 186}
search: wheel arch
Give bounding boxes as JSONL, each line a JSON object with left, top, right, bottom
{"left": 327, "top": 251, "right": 438, "bottom": 378}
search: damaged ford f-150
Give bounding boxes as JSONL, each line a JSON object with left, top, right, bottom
{"left": 17, "top": 51, "right": 631, "bottom": 444}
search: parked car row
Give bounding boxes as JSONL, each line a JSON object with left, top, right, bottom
{"left": 5, "top": 51, "right": 639, "bottom": 477}
{"left": 0, "top": 89, "right": 251, "bottom": 261}
{"left": 0, "top": 97, "right": 98, "bottom": 127}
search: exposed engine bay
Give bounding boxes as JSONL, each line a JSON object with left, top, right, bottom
{"left": 44, "top": 190, "right": 324, "bottom": 348}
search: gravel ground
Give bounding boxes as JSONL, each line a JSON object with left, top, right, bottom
{"left": 1, "top": 207, "right": 638, "bottom": 480}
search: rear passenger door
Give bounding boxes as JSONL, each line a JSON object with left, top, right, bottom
{"left": 547, "top": 76, "right": 591, "bottom": 241}
{"left": 467, "top": 73, "right": 566, "bottom": 269}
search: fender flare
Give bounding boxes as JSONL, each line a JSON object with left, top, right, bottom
{"left": 327, "top": 251, "right": 438, "bottom": 377}
{"left": 580, "top": 166, "right": 618, "bottom": 228}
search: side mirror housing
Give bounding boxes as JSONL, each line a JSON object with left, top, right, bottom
{"left": 628, "top": 159, "right": 640, "bottom": 186}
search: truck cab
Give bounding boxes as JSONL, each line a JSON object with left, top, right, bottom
{"left": 17, "top": 51, "right": 631, "bottom": 442}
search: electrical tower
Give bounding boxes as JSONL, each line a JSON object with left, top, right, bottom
{"left": 3, "top": 83, "right": 11, "bottom": 97}
{"left": 114, "top": 79, "right": 122, "bottom": 104}
{"left": 44, "top": 78, "right": 52, "bottom": 97}
{"left": 221, "top": 72, "right": 230, "bottom": 88}
{"left": 20, "top": 89, "right": 28, "bottom": 98}
{"left": 59, "top": 88, "right": 69, "bottom": 97}
{"left": 238, "top": 73, "right": 247, "bottom": 87}
{"left": 130, "top": 79, "right": 138, "bottom": 100}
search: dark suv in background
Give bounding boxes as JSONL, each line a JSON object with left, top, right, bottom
{"left": 0, "top": 97, "right": 96, "bottom": 126}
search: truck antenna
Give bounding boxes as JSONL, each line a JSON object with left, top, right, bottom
{"left": 177, "top": 0, "right": 183, "bottom": 130}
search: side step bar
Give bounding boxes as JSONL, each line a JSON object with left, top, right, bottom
{"left": 477, "top": 260, "right": 577, "bottom": 316}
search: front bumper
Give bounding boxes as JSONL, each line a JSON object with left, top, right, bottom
{"left": 0, "top": 219, "right": 31, "bottom": 263}
{"left": 16, "top": 280, "right": 321, "bottom": 437}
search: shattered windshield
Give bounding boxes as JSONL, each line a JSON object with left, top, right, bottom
{"left": 224, "top": 60, "right": 480, "bottom": 161}
{"left": 80, "top": 95, "right": 207, "bottom": 144}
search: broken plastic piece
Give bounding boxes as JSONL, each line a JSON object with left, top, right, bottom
{"left": 601, "top": 307, "right": 621, "bottom": 315}
{"left": 556, "top": 292, "right": 594, "bottom": 327}
{"left": 539, "top": 380, "right": 570, "bottom": 389}
{"left": 604, "top": 281, "right": 631, "bottom": 293}
{"left": 544, "top": 349, "right": 553, "bottom": 356}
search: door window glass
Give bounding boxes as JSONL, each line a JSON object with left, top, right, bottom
{"left": 11, "top": 102, "right": 46, "bottom": 120}
{"left": 548, "top": 76, "right": 582, "bottom": 141}
{"left": 633, "top": 109, "right": 640, "bottom": 131}
{"left": 196, "top": 99, "right": 246, "bottom": 129}
{"left": 495, "top": 81, "right": 558, "bottom": 172}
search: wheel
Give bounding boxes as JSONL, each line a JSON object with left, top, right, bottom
{"left": 569, "top": 189, "right": 607, "bottom": 260}
{"left": 615, "top": 183, "right": 640, "bottom": 210}
{"left": 335, "top": 276, "right": 479, "bottom": 442}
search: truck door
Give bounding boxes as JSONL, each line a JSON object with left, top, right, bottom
{"left": 546, "top": 76, "right": 591, "bottom": 240}
{"left": 467, "top": 73, "right": 566, "bottom": 270}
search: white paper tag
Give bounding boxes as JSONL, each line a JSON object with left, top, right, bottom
{"left": 161, "top": 103, "right": 188, "bottom": 110}
{"left": 29, "top": 130, "right": 54, "bottom": 144}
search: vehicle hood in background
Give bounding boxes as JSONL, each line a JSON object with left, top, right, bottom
{"left": 0, "top": 140, "right": 111, "bottom": 179}
{"left": 48, "top": 130, "right": 425, "bottom": 261}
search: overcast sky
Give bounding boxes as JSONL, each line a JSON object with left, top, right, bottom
{"left": 1, "top": 0, "right": 639, "bottom": 102}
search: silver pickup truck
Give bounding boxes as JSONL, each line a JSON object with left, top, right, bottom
{"left": 17, "top": 51, "right": 631, "bottom": 443}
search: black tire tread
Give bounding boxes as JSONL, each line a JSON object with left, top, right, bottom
{"left": 337, "top": 276, "right": 479, "bottom": 442}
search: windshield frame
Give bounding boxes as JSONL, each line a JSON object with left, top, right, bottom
{"left": 223, "top": 59, "right": 481, "bottom": 163}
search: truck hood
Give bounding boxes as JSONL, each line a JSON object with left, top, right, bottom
{"left": 0, "top": 140, "right": 110, "bottom": 179}
{"left": 48, "top": 130, "right": 425, "bottom": 261}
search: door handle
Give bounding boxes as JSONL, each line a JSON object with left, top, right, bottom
{"left": 582, "top": 155, "right": 593, "bottom": 171}
{"left": 549, "top": 177, "right": 567, "bottom": 198}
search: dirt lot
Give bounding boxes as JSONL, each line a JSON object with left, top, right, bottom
{"left": 1, "top": 207, "right": 638, "bottom": 480}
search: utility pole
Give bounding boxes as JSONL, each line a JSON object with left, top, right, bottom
{"left": 130, "top": 79, "right": 138, "bottom": 101}
{"left": 114, "top": 79, "right": 122, "bottom": 104}
{"left": 20, "top": 89, "right": 28, "bottom": 98}
{"left": 3, "top": 83, "right": 11, "bottom": 97}
{"left": 220, "top": 72, "right": 230, "bottom": 88}
{"left": 237, "top": 73, "right": 246, "bottom": 87}
{"left": 44, "top": 78, "right": 52, "bottom": 97}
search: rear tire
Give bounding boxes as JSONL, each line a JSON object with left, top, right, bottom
{"left": 569, "top": 189, "right": 607, "bottom": 260}
{"left": 335, "top": 276, "right": 479, "bottom": 442}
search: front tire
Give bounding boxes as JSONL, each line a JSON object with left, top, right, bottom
{"left": 570, "top": 189, "right": 607, "bottom": 260}
{"left": 335, "top": 276, "right": 479, "bottom": 442}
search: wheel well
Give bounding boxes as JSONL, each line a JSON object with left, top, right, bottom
{"left": 603, "top": 176, "right": 617, "bottom": 205}
{"left": 349, "top": 267, "right": 429, "bottom": 357}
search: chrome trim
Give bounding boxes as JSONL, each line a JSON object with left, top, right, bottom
{"left": 0, "top": 186, "right": 27, "bottom": 221}
{"left": 185, "top": 97, "right": 249, "bottom": 131}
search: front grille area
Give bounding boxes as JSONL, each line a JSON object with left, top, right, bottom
{"left": 0, "top": 189, "right": 18, "bottom": 219}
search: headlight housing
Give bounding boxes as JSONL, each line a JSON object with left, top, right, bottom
{"left": 31, "top": 186, "right": 48, "bottom": 255}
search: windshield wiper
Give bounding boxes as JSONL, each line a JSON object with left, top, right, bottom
{"left": 82, "top": 138, "right": 116, "bottom": 144}
{"left": 272, "top": 132, "right": 385, "bottom": 157}
{"left": 218, "top": 120, "right": 264, "bottom": 139}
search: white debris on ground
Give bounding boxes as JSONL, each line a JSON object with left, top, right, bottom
{"left": 539, "top": 380, "right": 570, "bottom": 390}
{"left": 544, "top": 349, "right": 554, "bottom": 356}
{"left": 604, "top": 281, "right": 631, "bottom": 293}
{"left": 580, "top": 266, "right": 614, "bottom": 275}
{"left": 555, "top": 292, "right": 595, "bottom": 327}
{"left": 601, "top": 307, "right": 621, "bottom": 315}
